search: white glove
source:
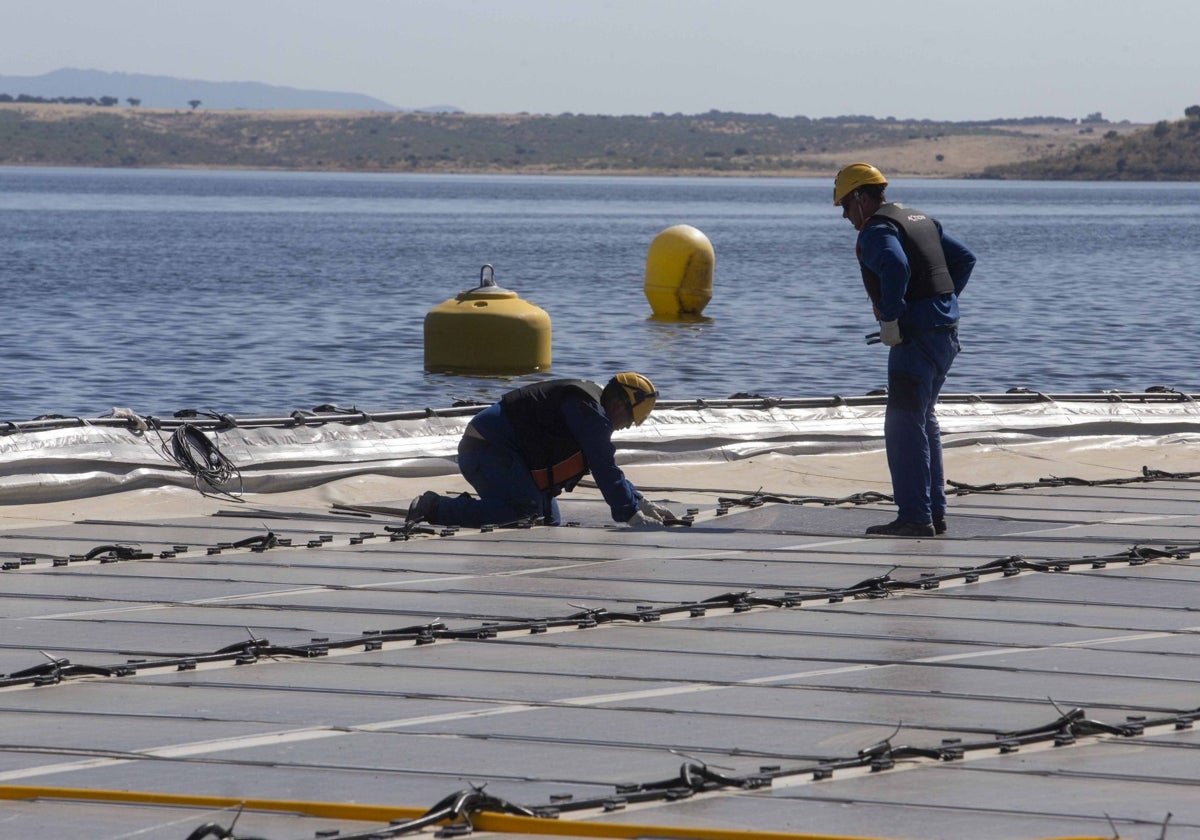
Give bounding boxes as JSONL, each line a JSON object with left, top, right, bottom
{"left": 879, "top": 320, "right": 902, "bottom": 347}
{"left": 626, "top": 510, "right": 664, "bottom": 528}
{"left": 638, "top": 496, "right": 674, "bottom": 522}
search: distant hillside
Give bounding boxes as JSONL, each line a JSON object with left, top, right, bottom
{"left": 0, "top": 68, "right": 422, "bottom": 112}
{"left": 0, "top": 104, "right": 1142, "bottom": 177}
{"left": 983, "top": 109, "right": 1200, "bottom": 180}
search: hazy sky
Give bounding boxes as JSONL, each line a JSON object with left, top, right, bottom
{"left": 6, "top": 0, "right": 1198, "bottom": 123}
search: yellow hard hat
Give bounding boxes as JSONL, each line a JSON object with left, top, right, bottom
{"left": 611, "top": 372, "right": 658, "bottom": 425}
{"left": 833, "top": 163, "right": 887, "bottom": 205}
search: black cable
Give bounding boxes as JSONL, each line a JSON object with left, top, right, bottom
{"left": 157, "top": 423, "right": 243, "bottom": 499}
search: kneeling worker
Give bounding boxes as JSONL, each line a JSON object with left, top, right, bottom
{"left": 407, "top": 372, "right": 675, "bottom": 528}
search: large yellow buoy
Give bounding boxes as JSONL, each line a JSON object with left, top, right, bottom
{"left": 424, "top": 265, "right": 551, "bottom": 374}
{"left": 644, "top": 224, "right": 715, "bottom": 318}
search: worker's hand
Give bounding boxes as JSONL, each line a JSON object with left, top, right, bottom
{"left": 879, "top": 320, "right": 902, "bottom": 346}
{"left": 626, "top": 510, "right": 664, "bottom": 528}
{"left": 638, "top": 496, "right": 674, "bottom": 523}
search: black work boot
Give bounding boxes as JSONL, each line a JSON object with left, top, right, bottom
{"left": 406, "top": 491, "right": 441, "bottom": 524}
{"left": 933, "top": 515, "right": 947, "bottom": 535}
{"left": 865, "top": 518, "right": 936, "bottom": 538}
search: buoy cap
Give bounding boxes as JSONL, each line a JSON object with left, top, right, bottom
{"left": 458, "top": 263, "right": 519, "bottom": 299}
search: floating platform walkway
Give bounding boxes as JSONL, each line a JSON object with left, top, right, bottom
{"left": 0, "top": 392, "right": 1197, "bottom": 840}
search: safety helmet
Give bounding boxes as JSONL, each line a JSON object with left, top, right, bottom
{"left": 833, "top": 163, "right": 887, "bottom": 205}
{"left": 609, "top": 371, "right": 658, "bottom": 426}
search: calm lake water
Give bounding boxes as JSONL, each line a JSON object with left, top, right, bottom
{"left": 1, "top": 167, "right": 1197, "bottom": 420}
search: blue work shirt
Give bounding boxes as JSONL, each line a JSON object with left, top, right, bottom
{"left": 857, "top": 218, "right": 976, "bottom": 331}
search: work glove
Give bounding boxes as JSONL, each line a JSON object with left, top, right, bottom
{"left": 879, "top": 320, "right": 902, "bottom": 347}
{"left": 626, "top": 510, "right": 664, "bottom": 528}
{"left": 638, "top": 496, "right": 675, "bottom": 522}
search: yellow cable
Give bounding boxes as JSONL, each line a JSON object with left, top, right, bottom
{"left": 0, "top": 784, "right": 423, "bottom": 823}
{"left": 474, "top": 811, "right": 1113, "bottom": 840}
{"left": 474, "top": 810, "right": 891, "bottom": 839}
{"left": 0, "top": 784, "right": 1116, "bottom": 840}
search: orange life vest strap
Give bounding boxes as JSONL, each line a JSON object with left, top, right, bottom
{"left": 529, "top": 450, "right": 586, "bottom": 491}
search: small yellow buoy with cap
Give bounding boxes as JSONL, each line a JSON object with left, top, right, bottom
{"left": 643, "top": 224, "right": 715, "bottom": 318}
{"left": 424, "top": 264, "right": 552, "bottom": 374}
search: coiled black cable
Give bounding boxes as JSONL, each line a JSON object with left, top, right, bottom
{"left": 158, "top": 423, "right": 243, "bottom": 499}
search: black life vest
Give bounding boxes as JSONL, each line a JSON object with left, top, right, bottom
{"left": 858, "top": 202, "right": 955, "bottom": 308}
{"left": 500, "top": 379, "right": 604, "bottom": 493}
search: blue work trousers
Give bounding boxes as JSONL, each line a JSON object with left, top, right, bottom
{"left": 884, "top": 328, "right": 960, "bottom": 523}
{"left": 436, "top": 437, "right": 562, "bottom": 527}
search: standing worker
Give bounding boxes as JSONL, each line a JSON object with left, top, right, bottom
{"left": 407, "top": 373, "right": 675, "bottom": 528}
{"left": 834, "top": 163, "right": 977, "bottom": 537}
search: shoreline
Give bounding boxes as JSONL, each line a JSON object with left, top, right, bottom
{"left": 0, "top": 102, "right": 1147, "bottom": 179}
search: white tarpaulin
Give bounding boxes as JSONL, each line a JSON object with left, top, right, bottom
{"left": 0, "top": 393, "right": 1197, "bottom": 503}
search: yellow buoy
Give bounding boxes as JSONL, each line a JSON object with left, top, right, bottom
{"left": 643, "top": 224, "right": 715, "bottom": 318}
{"left": 424, "top": 265, "right": 551, "bottom": 374}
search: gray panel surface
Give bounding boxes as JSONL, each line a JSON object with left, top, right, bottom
{"left": 3, "top": 469, "right": 1198, "bottom": 840}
